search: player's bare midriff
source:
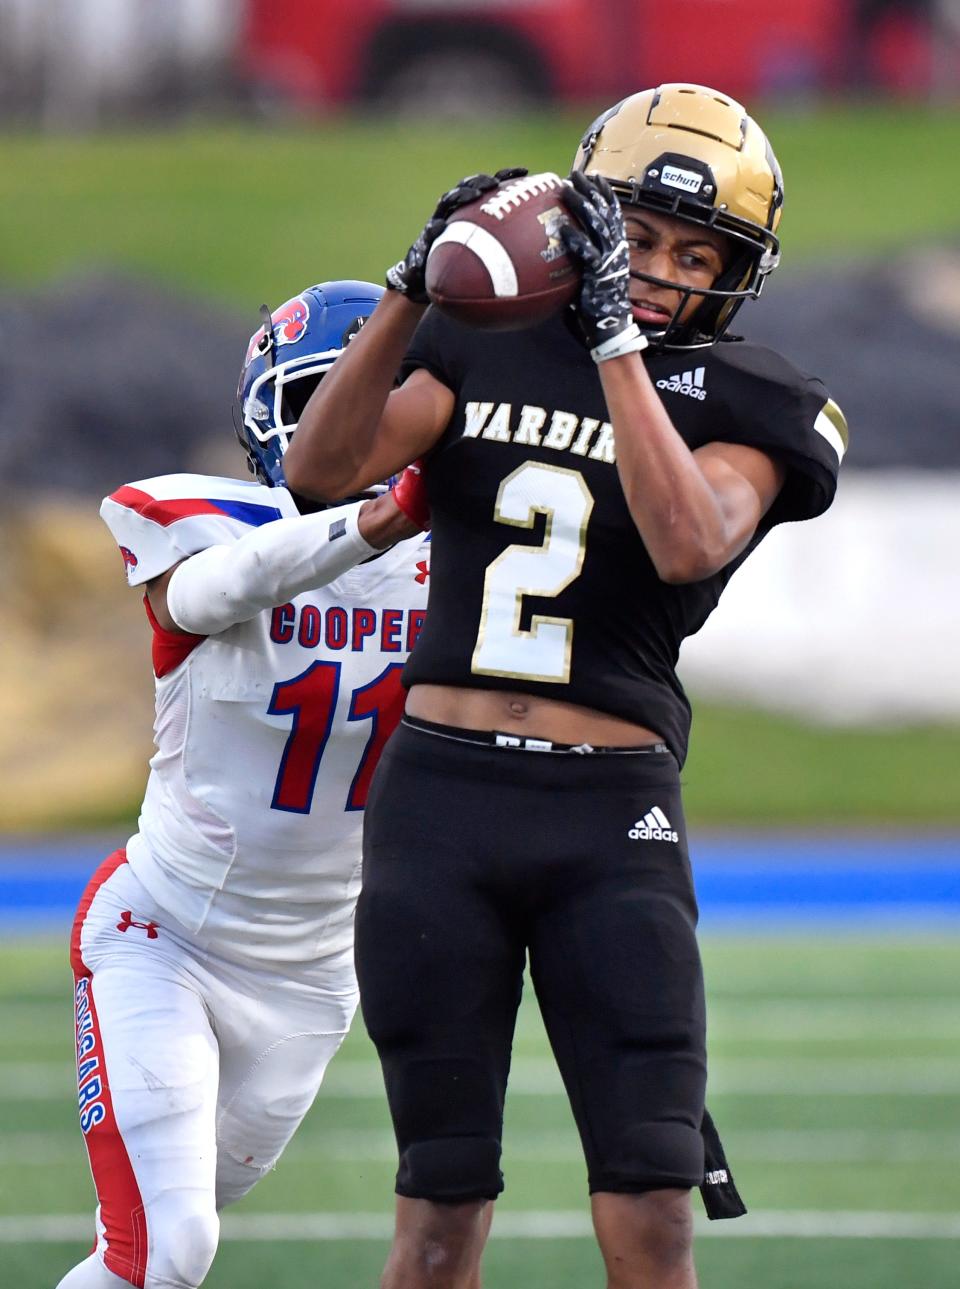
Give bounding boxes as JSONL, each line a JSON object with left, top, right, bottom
{"left": 406, "top": 683, "right": 664, "bottom": 747}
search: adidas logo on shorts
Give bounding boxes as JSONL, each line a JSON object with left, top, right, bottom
{"left": 656, "top": 367, "right": 707, "bottom": 401}
{"left": 628, "top": 806, "right": 679, "bottom": 843}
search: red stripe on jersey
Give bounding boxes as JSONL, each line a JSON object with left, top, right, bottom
{"left": 70, "top": 850, "right": 129, "bottom": 976}
{"left": 74, "top": 971, "right": 149, "bottom": 1286}
{"left": 144, "top": 595, "right": 205, "bottom": 678}
{"left": 71, "top": 850, "right": 148, "bottom": 1286}
{"left": 110, "top": 485, "right": 232, "bottom": 527}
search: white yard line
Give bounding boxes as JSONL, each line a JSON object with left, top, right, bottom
{"left": 4, "top": 1056, "right": 960, "bottom": 1099}
{"left": 9, "top": 997, "right": 959, "bottom": 1051}
{"left": 1, "top": 1210, "right": 958, "bottom": 1244}
{"left": 287, "top": 1127, "right": 960, "bottom": 1165}
{"left": 710, "top": 1128, "right": 960, "bottom": 1163}
{"left": 708, "top": 998, "right": 960, "bottom": 1038}
{"left": 4, "top": 1127, "right": 958, "bottom": 1167}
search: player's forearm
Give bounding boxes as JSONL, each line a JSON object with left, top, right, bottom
{"left": 163, "top": 501, "right": 391, "bottom": 635}
{"left": 284, "top": 292, "right": 426, "bottom": 500}
{"left": 600, "top": 356, "right": 735, "bottom": 583}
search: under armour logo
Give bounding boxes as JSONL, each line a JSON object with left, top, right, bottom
{"left": 116, "top": 911, "right": 159, "bottom": 939}
{"left": 415, "top": 560, "right": 429, "bottom": 585}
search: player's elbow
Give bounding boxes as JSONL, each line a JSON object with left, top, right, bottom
{"left": 649, "top": 516, "right": 746, "bottom": 583}
{"left": 651, "top": 541, "right": 726, "bottom": 585}
{"left": 654, "top": 557, "right": 710, "bottom": 585}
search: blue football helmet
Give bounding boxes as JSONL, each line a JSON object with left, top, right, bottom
{"left": 235, "top": 280, "right": 384, "bottom": 489}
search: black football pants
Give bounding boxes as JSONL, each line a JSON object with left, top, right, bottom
{"left": 355, "top": 717, "right": 707, "bottom": 1202}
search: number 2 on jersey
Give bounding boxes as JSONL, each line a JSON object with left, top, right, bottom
{"left": 268, "top": 662, "right": 405, "bottom": 814}
{"left": 472, "top": 462, "right": 594, "bottom": 683}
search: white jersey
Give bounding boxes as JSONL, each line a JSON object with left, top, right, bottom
{"left": 100, "top": 473, "right": 430, "bottom": 965}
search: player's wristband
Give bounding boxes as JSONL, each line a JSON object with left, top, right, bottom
{"left": 385, "top": 260, "right": 419, "bottom": 297}
{"left": 391, "top": 462, "right": 430, "bottom": 531}
{"left": 166, "top": 502, "right": 376, "bottom": 635}
{"left": 591, "top": 323, "right": 649, "bottom": 364}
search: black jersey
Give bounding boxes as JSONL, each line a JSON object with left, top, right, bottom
{"left": 400, "top": 308, "right": 846, "bottom": 764}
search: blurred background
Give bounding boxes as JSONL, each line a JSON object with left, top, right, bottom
{"left": 1, "top": 2, "right": 959, "bottom": 1287}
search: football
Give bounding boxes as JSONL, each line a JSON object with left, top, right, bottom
{"left": 425, "top": 172, "right": 582, "bottom": 331}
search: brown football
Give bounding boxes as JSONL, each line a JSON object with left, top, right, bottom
{"left": 425, "top": 172, "right": 581, "bottom": 331}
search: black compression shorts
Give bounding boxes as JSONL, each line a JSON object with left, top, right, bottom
{"left": 355, "top": 717, "right": 707, "bottom": 1202}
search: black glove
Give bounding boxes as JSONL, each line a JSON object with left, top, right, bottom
{"left": 561, "top": 170, "right": 648, "bottom": 363}
{"left": 386, "top": 168, "right": 528, "bottom": 303}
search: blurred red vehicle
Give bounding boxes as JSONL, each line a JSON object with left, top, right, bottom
{"left": 241, "top": 0, "right": 854, "bottom": 114}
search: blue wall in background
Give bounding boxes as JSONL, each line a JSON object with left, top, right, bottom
{"left": 1, "top": 834, "right": 958, "bottom": 931}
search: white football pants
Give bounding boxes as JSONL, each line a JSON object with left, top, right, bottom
{"left": 58, "top": 852, "right": 358, "bottom": 1289}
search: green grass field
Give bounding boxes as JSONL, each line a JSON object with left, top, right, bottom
{"left": 2, "top": 105, "right": 959, "bottom": 308}
{"left": 2, "top": 932, "right": 958, "bottom": 1288}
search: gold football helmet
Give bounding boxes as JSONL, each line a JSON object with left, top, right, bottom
{"left": 574, "top": 83, "right": 784, "bottom": 348}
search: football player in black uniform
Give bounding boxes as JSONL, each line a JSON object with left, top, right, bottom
{"left": 285, "top": 83, "right": 848, "bottom": 1289}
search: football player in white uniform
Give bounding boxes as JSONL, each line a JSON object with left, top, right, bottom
{"left": 56, "top": 282, "right": 431, "bottom": 1289}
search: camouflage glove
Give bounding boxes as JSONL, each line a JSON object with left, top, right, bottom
{"left": 386, "top": 167, "right": 529, "bottom": 303}
{"left": 561, "top": 170, "right": 648, "bottom": 363}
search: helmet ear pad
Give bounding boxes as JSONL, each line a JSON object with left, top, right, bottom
{"left": 232, "top": 399, "right": 279, "bottom": 484}
{"left": 680, "top": 242, "right": 757, "bottom": 341}
{"left": 704, "top": 246, "right": 761, "bottom": 336}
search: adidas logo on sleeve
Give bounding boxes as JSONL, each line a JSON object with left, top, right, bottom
{"left": 656, "top": 367, "right": 707, "bottom": 401}
{"left": 628, "top": 806, "right": 679, "bottom": 843}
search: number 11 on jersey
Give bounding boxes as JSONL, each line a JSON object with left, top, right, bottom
{"left": 268, "top": 661, "right": 405, "bottom": 814}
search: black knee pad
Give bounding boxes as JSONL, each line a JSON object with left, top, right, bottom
{"left": 383, "top": 1053, "right": 508, "bottom": 1202}
{"left": 587, "top": 1119, "right": 705, "bottom": 1194}
{"left": 396, "top": 1135, "right": 504, "bottom": 1202}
